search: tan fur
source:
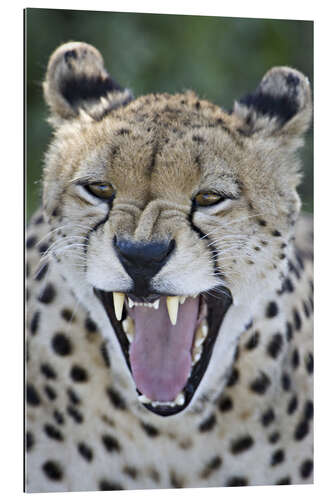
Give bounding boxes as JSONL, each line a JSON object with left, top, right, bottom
{"left": 26, "top": 42, "right": 313, "bottom": 492}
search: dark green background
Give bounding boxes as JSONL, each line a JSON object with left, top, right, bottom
{"left": 25, "top": 9, "right": 313, "bottom": 219}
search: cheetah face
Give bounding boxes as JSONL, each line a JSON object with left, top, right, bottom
{"left": 42, "top": 42, "right": 312, "bottom": 416}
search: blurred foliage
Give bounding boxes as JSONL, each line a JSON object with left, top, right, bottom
{"left": 25, "top": 9, "right": 313, "bottom": 219}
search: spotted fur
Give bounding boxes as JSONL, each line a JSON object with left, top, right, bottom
{"left": 26, "top": 42, "right": 313, "bottom": 492}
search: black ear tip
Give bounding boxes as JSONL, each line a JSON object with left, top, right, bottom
{"left": 235, "top": 66, "right": 311, "bottom": 133}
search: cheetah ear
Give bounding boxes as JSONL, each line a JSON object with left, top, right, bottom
{"left": 43, "top": 41, "right": 133, "bottom": 126}
{"left": 233, "top": 67, "right": 312, "bottom": 142}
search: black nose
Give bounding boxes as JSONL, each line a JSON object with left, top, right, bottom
{"left": 113, "top": 237, "right": 175, "bottom": 295}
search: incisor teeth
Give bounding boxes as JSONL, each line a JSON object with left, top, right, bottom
{"left": 113, "top": 292, "right": 125, "bottom": 321}
{"left": 138, "top": 394, "right": 151, "bottom": 404}
{"left": 179, "top": 296, "right": 186, "bottom": 305}
{"left": 153, "top": 299, "right": 160, "bottom": 310}
{"left": 166, "top": 296, "right": 179, "bottom": 325}
{"left": 128, "top": 298, "right": 134, "bottom": 308}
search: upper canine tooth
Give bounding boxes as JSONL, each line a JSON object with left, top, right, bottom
{"left": 153, "top": 299, "right": 160, "bottom": 310}
{"left": 166, "top": 296, "right": 179, "bottom": 325}
{"left": 113, "top": 292, "right": 125, "bottom": 321}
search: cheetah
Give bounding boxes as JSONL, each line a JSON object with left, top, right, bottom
{"left": 25, "top": 41, "right": 313, "bottom": 492}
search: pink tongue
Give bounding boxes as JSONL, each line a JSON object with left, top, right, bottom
{"left": 129, "top": 297, "right": 199, "bottom": 402}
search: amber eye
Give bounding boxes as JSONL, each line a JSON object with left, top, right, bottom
{"left": 194, "top": 192, "right": 226, "bottom": 207}
{"left": 86, "top": 182, "right": 115, "bottom": 200}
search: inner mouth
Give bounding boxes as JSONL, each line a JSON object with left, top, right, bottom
{"left": 94, "top": 287, "right": 232, "bottom": 416}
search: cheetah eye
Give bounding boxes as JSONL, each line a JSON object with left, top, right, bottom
{"left": 85, "top": 182, "right": 115, "bottom": 200}
{"left": 194, "top": 192, "right": 226, "bottom": 207}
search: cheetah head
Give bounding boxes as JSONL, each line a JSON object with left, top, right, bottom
{"left": 41, "top": 42, "right": 312, "bottom": 416}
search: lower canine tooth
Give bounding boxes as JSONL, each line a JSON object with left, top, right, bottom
{"left": 113, "top": 292, "right": 125, "bottom": 321}
{"left": 166, "top": 296, "right": 179, "bottom": 325}
{"left": 175, "top": 392, "right": 185, "bottom": 405}
{"left": 153, "top": 299, "right": 160, "bottom": 310}
{"left": 122, "top": 317, "right": 134, "bottom": 334}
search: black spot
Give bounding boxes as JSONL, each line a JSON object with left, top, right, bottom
{"left": 26, "top": 431, "right": 34, "bottom": 451}
{"left": 116, "top": 128, "right": 130, "bottom": 135}
{"left": 267, "top": 333, "right": 283, "bottom": 359}
{"left": 300, "top": 459, "right": 313, "bottom": 479}
{"left": 67, "top": 405, "right": 83, "bottom": 423}
{"left": 26, "top": 384, "right": 41, "bottom": 406}
{"left": 219, "top": 395, "right": 233, "bottom": 412}
{"left": 42, "top": 461, "right": 63, "bottom": 481}
{"left": 286, "top": 322, "right": 293, "bottom": 341}
{"left": 78, "top": 442, "right": 93, "bottom": 462}
{"left": 141, "top": 422, "right": 159, "bottom": 437}
{"left": 52, "top": 333, "right": 72, "bottom": 356}
{"left": 44, "top": 423, "right": 63, "bottom": 441}
{"left": 258, "top": 219, "right": 267, "bottom": 226}
{"left": 85, "top": 316, "right": 97, "bottom": 332}
{"left": 100, "top": 343, "right": 111, "bottom": 367}
{"left": 281, "top": 372, "right": 291, "bottom": 391}
{"left": 272, "top": 230, "right": 282, "bottom": 237}
{"left": 276, "top": 476, "right": 291, "bottom": 485}
{"left": 271, "top": 449, "right": 285, "bottom": 466}
{"left": 67, "top": 387, "right": 80, "bottom": 405}
{"left": 199, "top": 414, "right": 216, "bottom": 432}
{"left": 123, "top": 466, "right": 138, "bottom": 479}
{"left": 64, "top": 49, "right": 77, "bottom": 63}
{"left": 230, "top": 435, "right": 254, "bottom": 454}
{"left": 305, "top": 352, "right": 313, "bottom": 374}
{"left": 35, "top": 263, "right": 49, "bottom": 281}
{"left": 250, "top": 372, "right": 271, "bottom": 394}
{"left": 26, "top": 235, "right": 37, "bottom": 249}
{"left": 201, "top": 456, "right": 222, "bottom": 478}
{"left": 227, "top": 367, "right": 239, "bottom": 387}
{"left": 303, "top": 300, "right": 310, "bottom": 318}
{"left": 192, "top": 134, "right": 205, "bottom": 143}
{"left": 70, "top": 365, "right": 88, "bottom": 382}
{"left": 44, "top": 385, "right": 57, "bottom": 400}
{"left": 283, "top": 277, "right": 294, "bottom": 293}
{"left": 226, "top": 476, "right": 248, "bottom": 486}
{"left": 268, "top": 431, "right": 280, "bottom": 444}
{"left": 294, "top": 419, "right": 309, "bottom": 441}
{"left": 102, "top": 434, "right": 121, "bottom": 452}
{"left": 99, "top": 480, "right": 123, "bottom": 491}
{"left": 245, "top": 330, "right": 260, "bottom": 350}
{"left": 38, "top": 283, "right": 56, "bottom": 304}
{"left": 34, "top": 215, "right": 44, "bottom": 225}
{"left": 261, "top": 408, "right": 275, "bottom": 427}
{"left": 170, "top": 470, "right": 184, "bottom": 488}
{"left": 292, "top": 348, "right": 300, "bottom": 369}
{"left": 40, "top": 363, "right": 57, "bottom": 379}
{"left": 30, "top": 311, "right": 40, "bottom": 335}
{"left": 287, "top": 395, "right": 298, "bottom": 414}
{"left": 61, "top": 309, "right": 75, "bottom": 322}
{"left": 106, "top": 387, "right": 126, "bottom": 410}
{"left": 53, "top": 410, "right": 65, "bottom": 425}
{"left": 293, "top": 308, "right": 302, "bottom": 331}
{"left": 304, "top": 400, "right": 313, "bottom": 420}
{"left": 266, "top": 301, "right": 278, "bottom": 318}
{"left": 51, "top": 207, "right": 60, "bottom": 217}
{"left": 38, "top": 242, "right": 49, "bottom": 255}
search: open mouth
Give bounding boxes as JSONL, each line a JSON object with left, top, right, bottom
{"left": 94, "top": 287, "right": 232, "bottom": 416}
